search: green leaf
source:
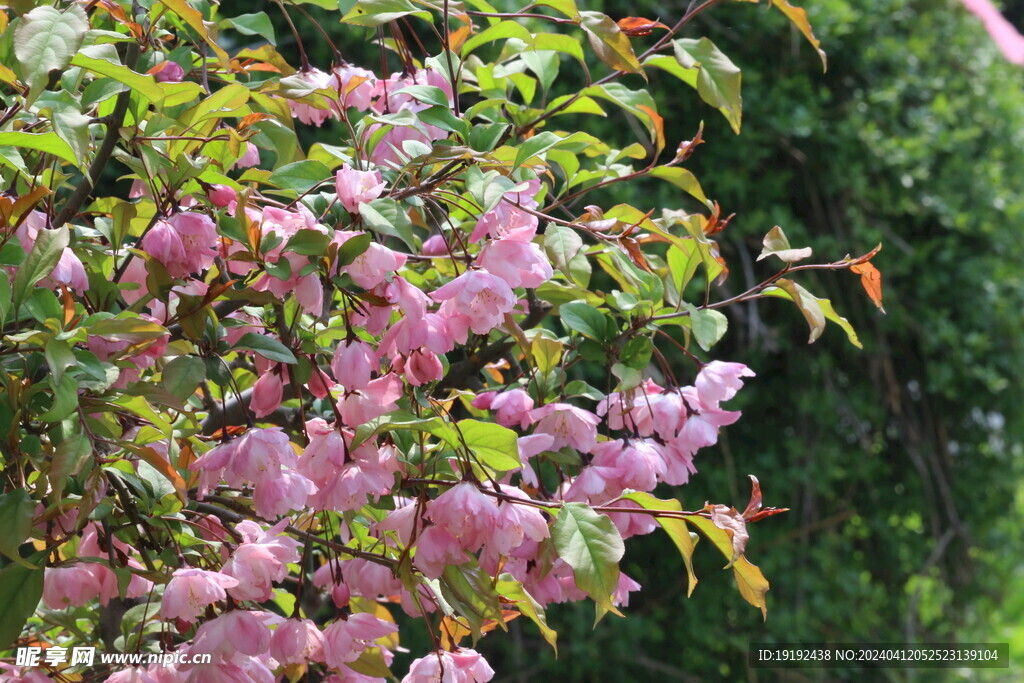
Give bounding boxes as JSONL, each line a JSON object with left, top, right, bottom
{"left": 336, "top": 233, "right": 373, "bottom": 266}
{"left": 0, "top": 491, "right": 37, "bottom": 567}
{"left": 440, "top": 559, "right": 505, "bottom": 636}
{"left": 12, "top": 226, "right": 69, "bottom": 311}
{"left": 44, "top": 339, "right": 76, "bottom": 385}
{"left": 673, "top": 38, "right": 742, "bottom": 134}
{"left": 543, "top": 223, "right": 585, "bottom": 281}
{"left": 649, "top": 167, "right": 710, "bottom": 207}
{"left": 756, "top": 225, "right": 812, "bottom": 263}
{"left": 359, "top": 199, "right": 416, "bottom": 250}
{"left": 462, "top": 21, "right": 532, "bottom": 55}
{"left": 233, "top": 332, "right": 297, "bottom": 364}
{"left": 0, "top": 132, "right": 79, "bottom": 169}
{"left": 551, "top": 502, "right": 625, "bottom": 614}
{"left": 458, "top": 419, "right": 520, "bottom": 471}
{"left": 514, "top": 131, "right": 591, "bottom": 168}
{"left": 622, "top": 492, "right": 698, "bottom": 598}
{"left": 268, "top": 160, "right": 330, "bottom": 193}
{"left": 48, "top": 433, "right": 91, "bottom": 502}
{"left": 228, "top": 12, "right": 276, "bottom": 45}
{"left": 531, "top": 337, "right": 563, "bottom": 374}
{"left": 496, "top": 574, "right": 558, "bottom": 653}
{"left": 284, "top": 229, "right": 331, "bottom": 256}
{"left": 395, "top": 85, "right": 450, "bottom": 108}
{"left": 162, "top": 356, "right": 206, "bottom": 401}
{"left": 13, "top": 5, "right": 88, "bottom": 104}
{"left": 580, "top": 11, "right": 643, "bottom": 74}
{"left": 0, "top": 558, "right": 44, "bottom": 649}
{"left": 342, "top": 0, "right": 432, "bottom": 27}
{"left": 88, "top": 316, "right": 168, "bottom": 343}
{"left": 535, "top": 0, "right": 580, "bottom": 21}
{"left": 558, "top": 301, "right": 610, "bottom": 341}
{"left": 620, "top": 336, "right": 653, "bottom": 369}
{"left": 688, "top": 306, "right": 729, "bottom": 351}
{"left": 767, "top": 278, "right": 825, "bottom": 343}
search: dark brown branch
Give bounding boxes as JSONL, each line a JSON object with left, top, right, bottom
{"left": 52, "top": 43, "right": 141, "bottom": 229}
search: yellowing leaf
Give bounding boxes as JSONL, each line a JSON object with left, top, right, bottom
{"left": 733, "top": 556, "right": 770, "bottom": 620}
{"left": 770, "top": 0, "right": 827, "bottom": 71}
{"left": 580, "top": 12, "right": 644, "bottom": 74}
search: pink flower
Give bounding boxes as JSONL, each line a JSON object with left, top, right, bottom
{"left": 222, "top": 521, "right": 301, "bottom": 602}
{"left": 189, "top": 610, "right": 272, "bottom": 661}
{"left": 342, "top": 239, "right": 407, "bottom": 290}
{"left": 530, "top": 403, "right": 601, "bottom": 453}
{"left": 270, "top": 618, "right": 325, "bottom": 665}
{"left": 675, "top": 387, "right": 741, "bottom": 453}
{"left": 337, "top": 373, "right": 403, "bottom": 425}
{"left": 43, "top": 565, "right": 102, "bottom": 609}
{"left": 286, "top": 68, "right": 336, "bottom": 126}
{"left": 432, "top": 270, "right": 517, "bottom": 341}
{"left": 160, "top": 568, "right": 239, "bottom": 622}
{"left": 694, "top": 361, "right": 755, "bottom": 407}
{"left": 589, "top": 438, "right": 666, "bottom": 494}
{"left": 474, "top": 389, "right": 534, "bottom": 429}
{"left": 331, "top": 338, "right": 379, "bottom": 391}
{"left": 253, "top": 467, "right": 316, "bottom": 518}
{"left": 13, "top": 211, "right": 88, "bottom": 294}
{"left": 414, "top": 526, "right": 467, "bottom": 579}
{"left": 250, "top": 371, "right": 284, "bottom": 418}
{"left": 401, "top": 349, "right": 444, "bottom": 386}
{"left": 322, "top": 613, "right": 397, "bottom": 669}
{"left": 234, "top": 141, "right": 261, "bottom": 169}
{"left": 335, "top": 165, "right": 386, "bottom": 214}
{"left": 151, "top": 60, "right": 185, "bottom": 82}
{"left": 207, "top": 184, "right": 237, "bottom": 210}
{"left": 330, "top": 64, "right": 376, "bottom": 111}
{"left": 478, "top": 239, "right": 553, "bottom": 289}
{"left": 421, "top": 234, "right": 448, "bottom": 256}
{"left": 379, "top": 313, "right": 454, "bottom": 356}
{"left": 141, "top": 212, "right": 219, "bottom": 278}
{"left": 961, "top": 0, "right": 1024, "bottom": 64}
{"left": 487, "top": 486, "right": 550, "bottom": 555}
{"left": 427, "top": 483, "right": 499, "bottom": 552}
{"left": 469, "top": 179, "right": 541, "bottom": 243}
{"left": 403, "top": 648, "right": 495, "bottom": 683}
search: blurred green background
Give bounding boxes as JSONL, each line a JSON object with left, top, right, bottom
{"left": 229, "top": 0, "right": 1024, "bottom": 678}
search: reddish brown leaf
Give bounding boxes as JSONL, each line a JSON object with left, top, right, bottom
{"left": 637, "top": 104, "right": 665, "bottom": 155}
{"left": 675, "top": 122, "right": 705, "bottom": 162}
{"left": 616, "top": 17, "right": 670, "bottom": 37}
{"left": 851, "top": 261, "right": 885, "bottom": 313}
{"left": 238, "top": 113, "right": 273, "bottom": 131}
{"left": 621, "top": 236, "right": 653, "bottom": 272}
{"left": 742, "top": 475, "right": 789, "bottom": 523}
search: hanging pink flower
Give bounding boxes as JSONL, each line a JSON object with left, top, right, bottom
{"left": 141, "top": 212, "right": 219, "bottom": 278}
{"left": 249, "top": 370, "right": 284, "bottom": 418}
{"left": 403, "top": 648, "right": 495, "bottom": 683}
{"left": 432, "top": 270, "right": 517, "bottom": 341}
{"left": 334, "top": 165, "right": 386, "bottom": 215}
{"left": 270, "top": 618, "right": 326, "bottom": 665}
{"left": 160, "top": 568, "right": 239, "bottom": 622}
{"left": 222, "top": 521, "right": 301, "bottom": 602}
{"left": 530, "top": 403, "right": 601, "bottom": 453}
{"left": 477, "top": 238, "right": 553, "bottom": 289}
{"left": 694, "top": 360, "right": 755, "bottom": 407}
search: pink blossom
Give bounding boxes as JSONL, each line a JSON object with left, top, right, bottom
{"left": 414, "top": 526, "right": 467, "bottom": 579}
{"left": 207, "top": 184, "right": 237, "bottom": 210}
{"left": 590, "top": 439, "right": 666, "bottom": 494}
{"left": 421, "top": 234, "right": 448, "bottom": 256}
{"left": 478, "top": 239, "right": 553, "bottom": 289}
{"left": 189, "top": 610, "right": 272, "bottom": 661}
{"left": 469, "top": 179, "right": 541, "bottom": 243}
{"left": 322, "top": 613, "right": 398, "bottom": 669}
{"left": 379, "top": 313, "right": 454, "bottom": 356}
{"left": 270, "top": 618, "right": 325, "bottom": 665}
{"left": 473, "top": 389, "right": 534, "bottom": 429}
{"left": 286, "top": 67, "right": 336, "bottom": 126}
{"left": 331, "top": 338, "right": 379, "bottom": 391}
{"left": 151, "top": 60, "right": 185, "bottom": 82}
{"left": 223, "top": 521, "right": 301, "bottom": 602}
{"left": 335, "top": 165, "right": 386, "bottom": 214}
{"left": 311, "top": 443, "right": 401, "bottom": 511}
{"left": 330, "top": 64, "right": 376, "bottom": 111}
{"left": 606, "top": 499, "right": 660, "bottom": 539}
{"left": 403, "top": 648, "right": 495, "bottom": 683}
{"left": 961, "top": 0, "right": 1024, "bottom": 64}
{"left": 675, "top": 387, "right": 741, "bottom": 453}
{"left": 249, "top": 371, "right": 284, "bottom": 418}
{"left": 337, "top": 373, "right": 403, "bottom": 425}
{"left": 141, "top": 212, "right": 219, "bottom": 278}
{"left": 43, "top": 565, "right": 103, "bottom": 609}
{"left": 160, "top": 568, "right": 239, "bottom": 622}
{"left": 530, "top": 403, "right": 601, "bottom": 453}
{"left": 432, "top": 270, "right": 517, "bottom": 341}
{"left": 400, "top": 349, "right": 444, "bottom": 386}
{"left": 254, "top": 466, "right": 316, "bottom": 518}
{"left": 427, "top": 483, "right": 499, "bottom": 552}
{"left": 234, "top": 141, "right": 260, "bottom": 169}
{"left": 487, "top": 486, "right": 550, "bottom": 555}
{"left": 13, "top": 211, "right": 88, "bottom": 294}
{"left": 343, "top": 240, "right": 408, "bottom": 290}
{"left": 695, "top": 361, "right": 755, "bottom": 407}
